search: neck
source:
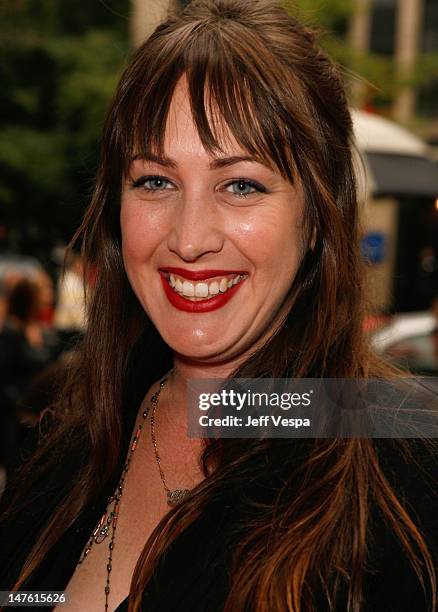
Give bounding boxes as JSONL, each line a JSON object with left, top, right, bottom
{"left": 161, "top": 352, "right": 246, "bottom": 417}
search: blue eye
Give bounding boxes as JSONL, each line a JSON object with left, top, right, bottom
{"left": 132, "top": 175, "right": 173, "bottom": 191}
{"left": 225, "top": 179, "right": 265, "bottom": 197}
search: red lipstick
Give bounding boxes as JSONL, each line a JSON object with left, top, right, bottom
{"left": 159, "top": 272, "right": 246, "bottom": 313}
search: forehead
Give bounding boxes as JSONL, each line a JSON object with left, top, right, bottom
{"left": 162, "top": 76, "right": 247, "bottom": 160}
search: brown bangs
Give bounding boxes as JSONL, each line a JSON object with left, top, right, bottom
{"left": 115, "top": 15, "right": 310, "bottom": 184}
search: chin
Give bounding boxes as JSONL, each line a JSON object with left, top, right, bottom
{"left": 167, "top": 338, "right": 225, "bottom": 360}
{"left": 159, "top": 327, "right": 239, "bottom": 362}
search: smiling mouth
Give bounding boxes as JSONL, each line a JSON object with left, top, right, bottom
{"left": 161, "top": 271, "right": 248, "bottom": 302}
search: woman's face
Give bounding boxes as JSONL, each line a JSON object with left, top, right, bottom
{"left": 121, "top": 78, "right": 306, "bottom": 364}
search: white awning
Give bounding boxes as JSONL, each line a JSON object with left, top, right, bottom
{"left": 351, "top": 110, "right": 438, "bottom": 199}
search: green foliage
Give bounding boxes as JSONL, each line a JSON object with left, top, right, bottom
{"left": 412, "top": 52, "right": 438, "bottom": 88}
{"left": 283, "top": 0, "right": 438, "bottom": 112}
{"left": 283, "top": 0, "right": 353, "bottom": 30}
{"left": 0, "top": 0, "right": 129, "bottom": 259}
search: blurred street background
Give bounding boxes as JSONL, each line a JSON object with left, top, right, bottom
{"left": 0, "top": 0, "right": 437, "bottom": 484}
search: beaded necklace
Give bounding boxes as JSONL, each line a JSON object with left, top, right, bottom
{"left": 75, "top": 373, "right": 188, "bottom": 610}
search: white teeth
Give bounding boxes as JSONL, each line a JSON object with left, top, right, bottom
{"left": 195, "top": 282, "right": 209, "bottom": 298}
{"left": 165, "top": 272, "right": 247, "bottom": 300}
{"left": 209, "top": 281, "right": 219, "bottom": 295}
{"left": 182, "top": 281, "right": 194, "bottom": 296}
{"left": 219, "top": 278, "right": 228, "bottom": 293}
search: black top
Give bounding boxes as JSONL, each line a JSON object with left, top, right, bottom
{"left": 0, "top": 328, "right": 437, "bottom": 612}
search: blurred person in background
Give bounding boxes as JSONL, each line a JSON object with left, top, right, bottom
{"left": 0, "top": 271, "right": 27, "bottom": 330}
{"left": 0, "top": 257, "right": 48, "bottom": 330}
{"left": 0, "top": 275, "right": 59, "bottom": 474}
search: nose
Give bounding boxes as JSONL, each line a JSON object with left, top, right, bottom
{"left": 166, "top": 193, "right": 224, "bottom": 262}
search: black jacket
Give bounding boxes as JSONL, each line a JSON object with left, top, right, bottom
{"left": 0, "top": 329, "right": 437, "bottom": 611}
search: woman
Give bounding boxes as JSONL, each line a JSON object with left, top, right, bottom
{"left": 0, "top": 1, "right": 437, "bottom": 611}
{"left": 0, "top": 276, "right": 59, "bottom": 473}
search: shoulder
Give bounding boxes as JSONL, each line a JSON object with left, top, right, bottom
{"left": 373, "top": 438, "right": 438, "bottom": 560}
{"left": 363, "top": 439, "right": 437, "bottom": 611}
{"left": 374, "top": 438, "right": 437, "bottom": 512}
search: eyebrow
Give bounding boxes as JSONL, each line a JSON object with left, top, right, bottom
{"left": 210, "top": 155, "right": 258, "bottom": 169}
{"left": 131, "top": 153, "right": 178, "bottom": 169}
{"left": 131, "top": 153, "right": 264, "bottom": 170}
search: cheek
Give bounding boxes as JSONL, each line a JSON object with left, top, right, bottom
{"left": 232, "top": 209, "right": 303, "bottom": 277}
{"left": 120, "top": 203, "right": 162, "bottom": 267}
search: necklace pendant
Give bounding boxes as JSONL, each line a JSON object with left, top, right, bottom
{"left": 167, "top": 489, "right": 190, "bottom": 507}
{"left": 94, "top": 523, "right": 110, "bottom": 544}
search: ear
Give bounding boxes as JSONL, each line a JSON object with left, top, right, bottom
{"left": 309, "top": 226, "right": 317, "bottom": 251}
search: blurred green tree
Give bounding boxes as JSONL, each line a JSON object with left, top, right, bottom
{"left": 284, "top": 0, "right": 438, "bottom": 114}
{"left": 0, "top": 0, "right": 130, "bottom": 260}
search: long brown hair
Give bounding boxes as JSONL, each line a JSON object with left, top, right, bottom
{"left": 3, "top": 1, "right": 436, "bottom": 611}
